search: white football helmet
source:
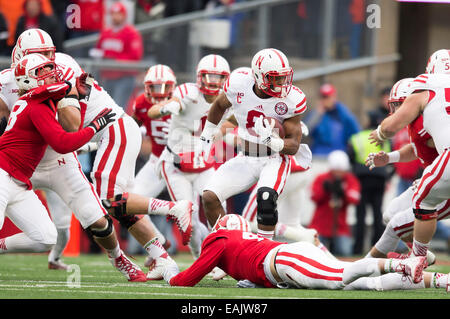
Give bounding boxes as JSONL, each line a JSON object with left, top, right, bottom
{"left": 12, "top": 28, "right": 56, "bottom": 67}
{"left": 143, "top": 64, "right": 177, "bottom": 104}
{"left": 14, "top": 53, "right": 59, "bottom": 91}
{"left": 196, "top": 54, "right": 230, "bottom": 96}
{"left": 212, "top": 214, "right": 251, "bottom": 233}
{"left": 251, "top": 48, "right": 293, "bottom": 98}
{"left": 425, "top": 49, "right": 450, "bottom": 74}
{"left": 388, "top": 78, "right": 414, "bottom": 113}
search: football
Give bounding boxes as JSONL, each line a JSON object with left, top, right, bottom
{"left": 264, "top": 117, "right": 285, "bottom": 138}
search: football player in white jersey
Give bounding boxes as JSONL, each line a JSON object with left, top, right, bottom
{"left": 369, "top": 49, "right": 450, "bottom": 262}
{"left": 4, "top": 28, "right": 192, "bottom": 279}
{"left": 0, "top": 29, "right": 149, "bottom": 282}
{"left": 147, "top": 54, "right": 231, "bottom": 261}
{"left": 200, "top": 48, "right": 306, "bottom": 240}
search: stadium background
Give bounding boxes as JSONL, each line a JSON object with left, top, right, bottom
{"left": 0, "top": 0, "right": 449, "bottom": 257}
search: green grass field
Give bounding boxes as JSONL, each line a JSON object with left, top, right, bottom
{"left": 0, "top": 252, "right": 449, "bottom": 300}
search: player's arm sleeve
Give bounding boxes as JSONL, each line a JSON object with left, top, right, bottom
{"left": 223, "top": 71, "right": 239, "bottom": 103}
{"left": 30, "top": 103, "right": 94, "bottom": 154}
{"left": 169, "top": 238, "right": 226, "bottom": 287}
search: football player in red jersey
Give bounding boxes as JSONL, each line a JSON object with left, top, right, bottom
{"left": 10, "top": 29, "right": 193, "bottom": 276}
{"left": 0, "top": 54, "right": 133, "bottom": 274}
{"left": 150, "top": 214, "right": 446, "bottom": 290}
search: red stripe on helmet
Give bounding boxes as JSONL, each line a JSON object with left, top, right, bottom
{"left": 35, "top": 29, "right": 45, "bottom": 44}
{"left": 271, "top": 49, "right": 285, "bottom": 68}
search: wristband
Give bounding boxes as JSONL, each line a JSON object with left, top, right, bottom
{"left": 387, "top": 151, "right": 400, "bottom": 163}
{"left": 376, "top": 125, "right": 387, "bottom": 141}
{"left": 57, "top": 97, "right": 80, "bottom": 110}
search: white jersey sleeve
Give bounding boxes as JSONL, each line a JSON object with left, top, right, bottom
{"left": 223, "top": 68, "right": 252, "bottom": 104}
{"left": 409, "top": 73, "right": 448, "bottom": 93}
{"left": 0, "top": 68, "right": 19, "bottom": 110}
{"left": 285, "top": 85, "right": 307, "bottom": 117}
{"left": 172, "top": 82, "right": 201, "bottom": 112}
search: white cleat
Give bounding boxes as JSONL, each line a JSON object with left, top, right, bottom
{"left": 147, "top": 256, "right": 179, "bottom": 282}
{"left": 395, "top": 256, "right": 428, "bottom": 283}
{"left": 109, "top": 251, "right": 147, "bottom": 282}
{"left": 167, "top": 200, "right": 193, "bottom": 246}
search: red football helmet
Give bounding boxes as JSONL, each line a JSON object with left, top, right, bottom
{"left": 212, "top": 214, "right": 251, "bottom": 233}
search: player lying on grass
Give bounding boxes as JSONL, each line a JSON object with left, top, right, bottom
{"left": 151, "top": 214, "right": 449, "bottom": 292}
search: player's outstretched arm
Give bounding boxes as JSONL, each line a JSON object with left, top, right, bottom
{"left": 370, "top": 91, "right": 428, "bottom": 145}
{"left": 365, "top": 144, "right": 418, "bottom": 170}
{"left": 148, "top": 97, "right": 183, "bottom": 119}
{"left": 169, "top": 239, "right": 225, "bottom": 287}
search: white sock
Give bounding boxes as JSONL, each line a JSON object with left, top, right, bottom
{"left": 148, "top": 198, "right": 175, "bottom": 216}
{"left": 412, "top": 238, "right": 429, "bottom": 257}
{"left": 106, "top": 243, "right": 121, "bottom": 259}
{"left": 346, "top": 273, "right": 426, "bottom": 291}
{"left": 257, "top": 229, "right": 274, "bottom": 240}
{"left": 431, "top": 273, "right": 448, "bottom": 289}
{"left": 48, "top": 228, "right": 70, "bottom": 262}
{"left": 373, "top": 225, "right": 401, "bottom": 255}
{"left": 144, "top": 237, "right": 168, "bottom": 259}
{"left": 365, "top": 251, "right": 375, "bottom": 258}
{"left": 0, "top": 233, "right": 52, "bottom": 253}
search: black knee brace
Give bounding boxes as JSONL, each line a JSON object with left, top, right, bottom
{"left": 102, "top": 193, "right": 129, "bottom": 218}
{"left": 256, "top": 187, "right": 278, "bottom": 226}
{"left": 101, "top": 192, "right": 139, "bottom": 229}
{"left": 87, "top": 214, "right": 114, "bottom": 238}
{"left": 413, "top": 208, "right": 438, "bottom": 220}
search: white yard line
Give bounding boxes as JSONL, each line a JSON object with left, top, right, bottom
{"left": 0, "top": 285, "right": 302, "bottom": 299}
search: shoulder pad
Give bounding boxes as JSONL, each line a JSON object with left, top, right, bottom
{"left": 410, "top": 73, "right": 450, "bottom": 92}
{"left": 223, "top": 70, "right": 253, "bottom": 97}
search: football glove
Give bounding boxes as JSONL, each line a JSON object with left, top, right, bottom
{"left": 253, "top": 116, "right": 284, "bottom": 152}
{"left": 76, "top": 73, "right": 95, "bottom": 100}
{"left": 199, "top": 120, "right": 219, "bottom": 156}
{"left": 88, "top": 108, "right": 116, "bottom": 133}
{"left": 160, "top": 100, "right": 182, "bottom": 116}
